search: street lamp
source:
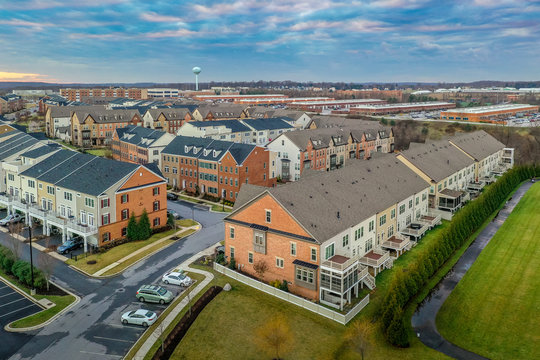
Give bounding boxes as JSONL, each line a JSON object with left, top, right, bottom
{"left": 27, "top": 222, "right": 35, "bottom": 295}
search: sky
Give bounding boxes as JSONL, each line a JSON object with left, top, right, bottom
{"left": 0, "top": 0, "right": 539, "bottom": 84}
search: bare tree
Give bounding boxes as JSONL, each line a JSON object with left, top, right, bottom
{"left": 256, "top": 315, "right": 293, "bottom": 360}
{"left": 345, "top": 321, "right": 374, "bottom": 360}
{"left": 253, "top": 260, "right": 269, "bottom": 279}
{"left": 39, "top": 238, "right": 56, "bottom": 291}
{"left": 7, "top": 225, "right": 24, "bottom": 259}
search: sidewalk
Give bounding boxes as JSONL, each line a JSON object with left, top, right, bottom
{"left": 130, "top": 242, "right": 218, "bottom": 360}
{"left": 93, "top": 224, "right": 200, "bottom": 277}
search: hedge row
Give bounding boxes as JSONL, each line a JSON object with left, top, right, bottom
{"left": 0, "top": 245, "right": 47, "bottom": 290}
{"left": 379, "top": 165, "right": 540, "bottom": 347}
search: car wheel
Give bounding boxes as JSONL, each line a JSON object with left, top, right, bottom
{"left": 159, "top": 299, "right": 165, "bottom": 305}
{"left": 139, "top": 297, "right": 145, "bottom": 302}
{"left": 142, "top": 322, "right": 148, "bottom": 328}
{"left": 164, "top": 280, "right": 169, "bottom": 285}
{"left": 122, "top": 319, "right": 128, "bottom": 325}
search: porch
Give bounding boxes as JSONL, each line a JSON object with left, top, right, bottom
{"left": 438, "top": 188, "right": 464, "bottom": 213}
{"left": 359, "top": 249, "right": 392, "bottom": 276}
{"left": 381, "top": 234, "right": 411, "bottom": 257}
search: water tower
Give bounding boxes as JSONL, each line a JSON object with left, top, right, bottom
{"left": 192, "top": 66, "right": 201, "bottom": 91}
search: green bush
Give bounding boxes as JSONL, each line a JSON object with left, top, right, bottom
{"left": 215, "top": 253, "right": 225, "bottom": 265}
{"left": 0, "top": 245, "right": 16, "bottom": 274}
{"left": 228, "top": 257, "right": 236, "bottom": 270}
{"left": 10, "top": 260, "right": 45, "bottom": 289}
{"left": 138, "top": 210, "right": 152, "bottom": 240}
{"left": 279, "top": 280, "right": 289, "bottom": 292}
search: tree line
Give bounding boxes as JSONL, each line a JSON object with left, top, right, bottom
{"left": 379, "top": 165, "right": 540, "bottom": 347}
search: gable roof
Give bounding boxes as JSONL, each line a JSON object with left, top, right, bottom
{"left": 399, "top": 139, "right": 475, "bottom": 182}
{"left": 20, "top": 145, "right": 58, "bottom": 159}
{"left": 449, "top": 130, "right": 505, "bottom": 161}
{"left": 242, "top": 117, "right": 294, "bottom": 131}
{"left": 188, "top": 120, "right": 251, "bottom": 133}
{"left": 73, "top": 108, "right": 139, "bottom": 124}
{"left": 0, "top": 132, "right": 41, "bottom": 161}
{"left": 162, "top": 136, "right": 257, "bottom": 164}
{"left": 115, "top": 125, "right": 169, "bottom": 148}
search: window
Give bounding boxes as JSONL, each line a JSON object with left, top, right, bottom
{"left": 153, "top": 217, "right": 160, "bottom": 226}
{"left": 311, "top": 247, "right": 317, "bottom": 261}
{"left": 121, "top": 227, "right": 127, "bottom": 237}
{"left": 246, "top": 166, "right": 248, "bottom": 173}
{"left": 265, "top": 210, "right": 271, "bottom": 223}
{"left": 7, "top": 174, "right": 14, "bottom": 181}
{"left": 416, "top": 197, "right": 419, "bottom": 205}
{"left": 229, "top": 226, "right": 235, "bottom": 239}
{"left": 399, "top": 204, "right": 406, "bottom": 214}
{"left": 103, "top": 232, "right": 110, "bottom": 242}
{"left": 369, "top": 220, "right": 374, "bottom": 232}
{"left": 85, "top": 197, "right": 94, "bottom": 208}
{"left": 379, "top": 215, "right": 386, "bottom": 226}
{"left": 64, "top": 192, "right": 73, "bottom": 201}
{"left": 290, "top": 242, "right": 297, "bottom": 256}
{"left": 342, "top": 234, "right": 349, "bottom": 247}
{"left": 409, "top": 199, "right": 413, "bottom": 208}
{"left": 121, "top": 209, "right": 129, "bottom": 220}
{"left": 365, "top": 238, "right": 373, "bottom": 251}
{"left": 248, "top": 252, "right": 253, "bottom": 264}
{"left": 101, "top": 198, "right": 110, "bottom": 208}
{"left": 296, "top": 268, "right": 315, "bottom": 284}
{"left": 47, "top": 185, "right": 55, "bottom": 195}
{"left": 276, "top": 257, "right": 284, "bottom": 268}
{"left": 28, "top": 179, "right": 35, "bottom": 188}
{"left": 102, "top": 213, "right": 110, "bottom": 225}
{"left": 230, "top": 246, "right": 235, "bottom": 259}
{"left": 121, "top": 194, "right": 129, "bottom": 204}
{"left": 153, "top": 201, "right": 160, "bottom": 211}
{"left": 325, "top": 243, "right": 335, "bottom": 260}
{"left": 254, "top": 232, "right": 266, "bottom": 254}
{"left": 153, "top": 187, "right": 160, "bottom": 195}
{"left": 422, "top": 193, "right": 427, "bottom": 201}
{"left": 390, "top": 209, "right": 396, "bottom": 219}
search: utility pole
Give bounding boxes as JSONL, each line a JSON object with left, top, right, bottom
{"left": 28, "top": 224, "right": 35, "bottom": 295}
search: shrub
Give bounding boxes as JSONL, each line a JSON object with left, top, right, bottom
{"left": 215, "top": 253, "right": 225, "bottom": 265}
{"left": 138, "top": 210, "right": 152, "bottom": 240}
{"left": 228, "top": 257, "right": 236, "bottom": 270}
{"left": 126, "top": 213, "right": 139, "bottom": 241}
{"left": 279, "top": 280, "right": 289, "bottom": 292}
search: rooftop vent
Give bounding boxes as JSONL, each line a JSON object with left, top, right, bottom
{"left": 337, "top": 211, "right": 340, "bottom": 219}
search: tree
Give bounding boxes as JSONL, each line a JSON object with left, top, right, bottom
{"left": 386, "top": 309, "right": 409, "bottom": 347}
{"left": 7, "top": 230, "right": 24, "bottom": 259}
{"left": 256, "top": 315, "right": 293, "bottom": 360}
{"left": 138, "top": 210, "right": 152, "bottom": 240}
{"left": 38, "top": 240, "right": 56, "bottom": 291}
{"left": 253, "top": 260, "right": 269, "bottom": 279}
{"left": 126, "top": 213, "right": 139, "bottom": 241}
{"left": 345, "top": 321, "right": 374, "bottom": 360}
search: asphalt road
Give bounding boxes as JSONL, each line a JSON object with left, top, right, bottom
{"left": 411, "top": 181, "right": 533, "bottom": 360}
{"left": 0, "top": 200, "right": 226, "bottom": 360}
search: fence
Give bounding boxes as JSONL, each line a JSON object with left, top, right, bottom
{"left": 213, "top": 263, "right": 369, "bottom": 325}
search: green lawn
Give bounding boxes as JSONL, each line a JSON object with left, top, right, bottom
{"left": 437, "top": 182, "right": 540, "bottom": 360}
{"left": 211, "top": 204, "right": 232, "bottom": 212}
{"left": 0, "top": 268, "right": 76, "bottom": 329}
{"left": 85, "top": 149, "right": 110, "bottom": 157}
{"left": 176, "top": 219, "right": 198, "bottom": 227}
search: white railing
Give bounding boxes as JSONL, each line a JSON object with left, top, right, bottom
{"left": 359, "top": 249, "right": 390, "bottom": 268}
{"left": 213, "top": 263, "right": 370, "bottom": 325}
{"left": 381, "top": 235, "right": 410, "bottom": 250}
{"left": 321, "top": 256, "right": 358, "bottom": 272}
{"left": 400, "top": 222, "right": 429, "bottom": 237}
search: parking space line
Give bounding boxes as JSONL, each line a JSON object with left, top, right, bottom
{"left": 0, "top": 298, "right": 26, "bottom": 308}
{"left": 79, "top": 351, "right": 122, "bottom": 358}
{"left": 0, "top": 285, "right": 8, "bottom": 290}
{"left": 0, "top": 291, "right": 16, "bottom": 298}
{"left": 0, "top": 304, "right": 37, "bottom": 318}
{"left": 93, "top": 336, "right": 134, "bottom": 344}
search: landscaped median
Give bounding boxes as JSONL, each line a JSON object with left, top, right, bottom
{"left": 66, "top": 220, "right": 199, "bottom": 277}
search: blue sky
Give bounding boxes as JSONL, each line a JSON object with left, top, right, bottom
{"left": 0, "top": 0, "right": 539, "bottom": 83}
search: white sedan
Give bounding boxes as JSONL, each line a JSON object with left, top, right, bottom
{"left": 162, "top": 271, "right": 192, "bottom": 286}
{"left": 121, "top": 309, "right": 157, "bottom": 327}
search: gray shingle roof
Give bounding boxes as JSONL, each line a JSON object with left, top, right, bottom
{"left": 73, "top": 108, "right": 138, "bottom": 124}
{"left": 20, "top": 145, "right": 58, "bottom": 159}
{"left": 0, "top": 132, "right": 41, "bottom": 161}
{"left": 230, "top": 154, "right": 429, "bottom": 243}
{"left": 115, "top": 125, "right": 168, "bottom": 148}
{"left": 188, "top": 120, "right": 251, "bottom": 133}
{"left": 242, "top": 117, "right": 294, "bottom": 131}
{"left": 449, "top": 130, "right": 505, "bottom": 161}
{"left": 399, "top": 139, "right": 475, "bottom": 182}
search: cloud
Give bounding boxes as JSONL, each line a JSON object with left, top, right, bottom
{"left": 139, "top": 12, "right": 185, "bottom": 23}
{"left": 290, "top": 19, "right": 392, "bottom": 33}
{"left": 500, "top": 28, "right": 533, "bottom": 37}
{"left": 145, "top": 28, "right": 200, "bottom": 38}
{"left": 370, "top": 0, "right": 431, "bottom": 9}
{"left": 0, "top": 71, "right": 52, "bottom": 81}
{"left": 0, "top": 19, "right": 54, "bottom": 31}
{"left": 0, "top": 0, "right": 129, "bottom": 10}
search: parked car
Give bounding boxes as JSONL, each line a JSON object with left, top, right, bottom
{"left": 56, "top": 236, "right": 83, "bottom": 254}
{"left": 162, "top": 271, "right": 192, "bottom": 286}
{"left": 136, "top": 285, "right": 174, "bottom": 304}
{"left": 167, "top": 193, "right": 178, "bottom": 201}
{"left": 167, "top": 210, "right": 181, "bottom": 219}
{"left": 121, "top": 309, "right": 157, "bottom": 327}
{"left": 0, "top": 213, "right": 23, "bottom": 226}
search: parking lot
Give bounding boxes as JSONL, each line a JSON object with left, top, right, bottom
{"left": 0, "top": 279, "right": 43, "bottom": 328}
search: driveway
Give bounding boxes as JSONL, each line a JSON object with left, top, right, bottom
{"left": 0, "top": 200, "right": 226, "bottom": 360}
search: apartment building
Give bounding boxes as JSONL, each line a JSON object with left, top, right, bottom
{"left": 147, "top": 88, "right": 180, "bottom": 98}
{"left": 177, "top": 120, "right": 252, "bottom": 143}
{"left": 60, "top": 88, "right": 148, "bottom": 101}
{"left": 192, "top": 104, "right": 250, "bottom": 121}
{"left": 224, "top": 155, "right": 431, "bottom": 309}
{"left": 161, "top": 136, "right": 276, "bottom": 202}
{"left": 249, "top": 108, "right": 312, "bottom": 129}
{"left": 267, "top": 126, "right": 394, "bottom": 181}
{"left": 0, "top": 149, "right": 167, "bottom": 252}
{"left": 111, "top": 126, "right": 175, "bottom": 167}
{"left": 142, "top": 108, "right": 193, "bottom": 134}
{"left": 45, "top": 105, "right": 99, "bottom": 137}
{"left": 71, "top": 109, "right": 142, "bottom": 147}
{"left": 397, "top": 140, "right": 476, "bottom": 213}
{"left": 0, "top": 94, "right": 24, "bottom": 115}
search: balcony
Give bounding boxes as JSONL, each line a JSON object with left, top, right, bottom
{"left": 381, "top": 234, "right": 411, "bottom": 251}
{"left": 419, "top": 213, "right": 442, "bottom": 228}
{"left": 359, "top": 249, "right": 390, "bottom": 268}
{"left": 400, "top": 220, "right": 430, "bottom": 238}
{"left": 321, "top": 254, "right": 358, "bottom": 273}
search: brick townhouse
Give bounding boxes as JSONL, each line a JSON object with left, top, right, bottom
{"left": 71, "top": 108, "right": 142, "bottom": 147}
{"left": 0, "top": 149, "right": 167, "bottom": 252}
{"left": 0, "top": 94, "right": 25, "bottom": 115}
{"left": 161, "top": 136, "right": 276, "bottom": 202}
{"left": 224, "top": 154, "right": 432, "bottom": 309}
{"left": 142, "top": 108, "right": 193, "bottom": 134}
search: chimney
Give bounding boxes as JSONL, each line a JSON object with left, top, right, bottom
{"left": 337, "top": 211, "right": 340, "bottom": 219}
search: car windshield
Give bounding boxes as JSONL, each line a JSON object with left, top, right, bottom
{"left": 145, "top": 311, "right": 154, "bottom": 317}
{"left": 157, "top": 288, "right": 167, "bottom": 296}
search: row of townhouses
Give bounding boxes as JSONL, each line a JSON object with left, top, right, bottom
{"left": 0, "top": 126, "right": 167, "bottom": 252}
{"left": 223, "top": 131, "right": 513, "bottom": 309}
{"left": 0, "top": 94, "right": 25, "bottom": 115}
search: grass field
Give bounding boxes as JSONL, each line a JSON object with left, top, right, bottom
{"left": 85, "top": 149, "right": 111, "bottom": 157}
{"left": 437, "top": 183, "right": 540, "bottom": 360}
{"left": 170, "top": 225, "right": 454, "bottom": 360}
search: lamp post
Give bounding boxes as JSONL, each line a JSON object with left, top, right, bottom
{"left": 28, "top": 223, "right": 35, "bottom": 295}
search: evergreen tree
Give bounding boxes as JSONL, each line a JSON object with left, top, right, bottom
{"left": 127, "top": 213, "right": 139, "bottom": 241}
{"left": 138, "top": 210, "right": 152, "bottom": 240}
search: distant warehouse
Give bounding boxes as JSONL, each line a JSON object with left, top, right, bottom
{"left": 343, "top": 101, "right": 455, "bottom": 115}
{"left": 440, "top": 104, "right": 539, "bottom": 124}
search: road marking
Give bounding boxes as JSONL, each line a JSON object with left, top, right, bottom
{"left": 0, "top": 285, "right": 8, "bottom": 290}
{"left": 93, "top": 336, "right": 135, "bottom": 344}
{"left": 0, "top": 297, "right": 26, "bottom": 308}
{"left": 0, "top": 304, "right": 37, "bottom": 318}
{"left": 0, "top": 291, "right": 16, "bottom": 298}
{"left": 79, "top": 351, "right": 122, "bottom": 358}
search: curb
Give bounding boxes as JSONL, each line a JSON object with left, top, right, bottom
{"left": 1, "top": 275, "right": 81, "bottom": 333}
{"left": 68, "top": 223, "right": 202, "bottom": 279}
